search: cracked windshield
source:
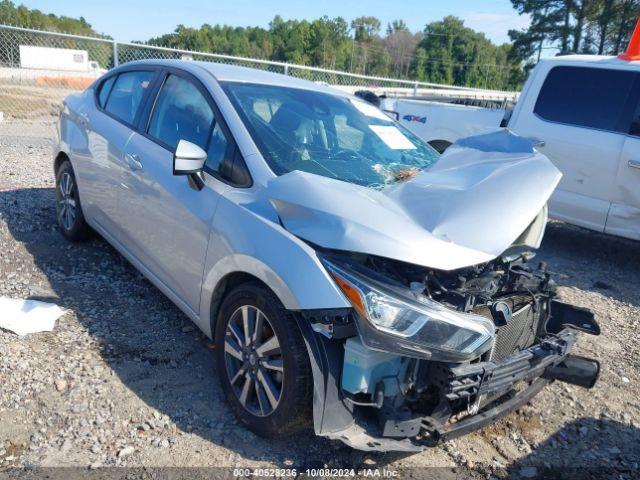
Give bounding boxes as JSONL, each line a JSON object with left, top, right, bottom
{"left": 222, "top": 82, "right": 440, "bottom": 189}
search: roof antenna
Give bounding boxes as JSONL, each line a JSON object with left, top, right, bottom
{"left": 619, "top": 18, "right": 640, "bottom": 61}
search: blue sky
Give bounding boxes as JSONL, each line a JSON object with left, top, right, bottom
{"left": 18, "top": 0, "right": 530, "bottom": 44}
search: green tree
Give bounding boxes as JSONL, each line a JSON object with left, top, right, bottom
{"left": 609, "top": 0, "right": 640, "bottom": 53}
{"left": 351, "top": 16, "right": 381, "bottom": 42}
{"left": 0, "top": 0, "right": 103, "bottom": 36}
{"left": 411, "top": 47, "right": 428, "bottom": 81}
{"left": 411, "top": 16, "right": 522, "bottom": 89}
{"left": 509, "top": 0, "right": 640, "bottom": 59}
{"left": 386, "top": 20, "right": 409, "bottom": 35}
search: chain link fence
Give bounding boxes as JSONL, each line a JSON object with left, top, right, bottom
{"left": 0, "top": 24, "right": 518, "bottom": 146}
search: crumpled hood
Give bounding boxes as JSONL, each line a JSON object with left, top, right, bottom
{"left": 267, "top": 130, "right": 562, "bottom": 271}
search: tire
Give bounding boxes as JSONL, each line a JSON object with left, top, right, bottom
{"left": 214, "top": 282, "right": 313, "bottom": 438}
{"left": 428, "top": 139, "right": 452, "bottom": 154}
{"left": 55, "top": 160, "right": 91, "bottom": 241}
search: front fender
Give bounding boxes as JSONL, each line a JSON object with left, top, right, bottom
{"left": 197, "top": 192, "right": 349, "bottom": 337}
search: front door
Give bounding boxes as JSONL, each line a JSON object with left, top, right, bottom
{"left": 117, "top": 71, "right": 233, "bottom": 314}
{"left": 75, "top": 70, "right": 154, "bottom": 234}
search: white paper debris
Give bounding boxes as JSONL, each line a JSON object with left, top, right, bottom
{"left": 351, "top": 99, "right": 391, "bottom": 121}
{"left": 0, "top": 298, "right": 65, "bottom": 335}
{"left": 368, "top": 125, "right": 416, "bottom": 150}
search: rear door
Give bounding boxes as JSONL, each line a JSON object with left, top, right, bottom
{"left": 116, "top": 69, "right": 236, "bottom": 314}
{"left": 513, "top": 65, "right": 635, "bottom": 232}
{"left": 606, "top": 75, "right": 640, "bottom": 240}
{"left": 79, "top": 69, "right": 156, "bottom": 234}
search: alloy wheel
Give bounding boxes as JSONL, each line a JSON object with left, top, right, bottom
{"left": 58, "top": 172, "right": 77, "bottom": 231}
{"left": 223, "top": 305, "right": 284, "bottom": 417}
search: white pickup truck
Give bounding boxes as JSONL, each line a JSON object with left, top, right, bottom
{"left": 382, "top": 54, "right": 640, "bottom": 241}
{"left": 379, "top": 96, "right": 513, "bottom": 154}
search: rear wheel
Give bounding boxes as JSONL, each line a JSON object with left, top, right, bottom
{"left": 214, "top": 282, "right": 312, "bottom": 437}
{"left": 55, "top": 161, "right": 91, "bottom": 241}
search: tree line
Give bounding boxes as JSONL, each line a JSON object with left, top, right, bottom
{"left": 0, "top": 1, "right": 526, "bottom": 89}
{"left": 146, "top": 15, "right": 525, "bottom": 90}
{"left": 1, "top": 0, "right": 639, "bottom": 91}
{"left": 0, "top": 0, "right": 109, "bottom": 37}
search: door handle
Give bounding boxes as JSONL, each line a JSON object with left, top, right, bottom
{"left": 124, "top": 153, "right": 143, "bottom": 171}
{"left": 629, "top": 159, "right": 640, "bottom": 170}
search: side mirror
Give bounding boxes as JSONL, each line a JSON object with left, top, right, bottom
{"left": 173, "top": 140, "right": 207, "bottom": 175}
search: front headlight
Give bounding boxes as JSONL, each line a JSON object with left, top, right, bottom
{"left": 324, "top": 259, "right": 495, "bottom": 362}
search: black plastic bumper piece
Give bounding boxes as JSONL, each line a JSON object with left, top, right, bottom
{"left": 543, "top": 354, "right": 600, "bottom": 388}
{"left": 317, "top": 328, "right": 599, "bottom": 452}
{"left": 434, "top": 377, "right": 549, "bottom": 443}
{"left": 431, "top": 355, "right": 600, "bottom": 443}
{"left": 441, "top": 328, "right": 577, "bottom": 404}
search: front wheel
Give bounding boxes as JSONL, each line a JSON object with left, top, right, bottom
{"left": 55, "top": 161, "right": 91, "bottom": 241}
{"left": 214, "top": 282, "right": 313, "bottom": 437}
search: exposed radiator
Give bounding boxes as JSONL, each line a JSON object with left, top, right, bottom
{"left": 474, "top": 295, "right": 542, "bottom": 361}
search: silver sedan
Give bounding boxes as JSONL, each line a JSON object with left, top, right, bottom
{"left": 54, "top": 60, "right": 599, "bottom": 451}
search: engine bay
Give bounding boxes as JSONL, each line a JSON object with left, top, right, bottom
{"left": 350, "top": 248, "right": 555, "bottom": 313}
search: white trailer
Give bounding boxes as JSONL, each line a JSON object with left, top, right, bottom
{"left": 19, "top": 45, "right": 103, "bottom": 73}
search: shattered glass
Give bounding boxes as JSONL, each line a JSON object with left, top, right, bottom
{"left": 222, "top": 82, "right": 440, "bottom": 189}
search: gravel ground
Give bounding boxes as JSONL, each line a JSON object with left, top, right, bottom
{"left": 0, "top": 141, "right": 639, "bottom": 478}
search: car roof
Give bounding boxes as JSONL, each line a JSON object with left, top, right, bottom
{"left": 120, "top": 59, "right": 353, "bottom": 97}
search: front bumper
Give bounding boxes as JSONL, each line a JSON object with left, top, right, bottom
{"left": 324, "top": 328, "right": 599, "bottom": 452}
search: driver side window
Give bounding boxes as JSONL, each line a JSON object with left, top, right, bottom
{"left": 148, "top": 74, "right": 214, "bottom": 152}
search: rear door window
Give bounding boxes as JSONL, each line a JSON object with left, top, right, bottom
{"left": 104, "top": 70, "right": 154, "bottom": 125}
{"left": 534, "top": 66, "right": 637, "bottom": 133}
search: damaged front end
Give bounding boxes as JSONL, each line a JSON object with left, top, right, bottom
{"left": 267, "top": 130, "right": 599, "bottom": 451}
{"left": 298, "top": 249, "right": 600, "bottom": 452}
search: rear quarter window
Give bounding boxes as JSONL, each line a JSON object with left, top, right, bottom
{"left": 534, "top": 65, "right": 637, "bottom": 133}
{"left": 97, "top": 76, "right": 115, "bottom": 108}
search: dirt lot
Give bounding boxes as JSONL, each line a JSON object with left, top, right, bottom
{"left": 0, "top": 80, "right": 70, "bottom": 120}
{"left": 0, "top": 141, "right": 639, "bottom": 479}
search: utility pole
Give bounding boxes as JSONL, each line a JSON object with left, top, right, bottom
{"left": 363, "top": 45, "right": 367, "bottom": 75}
{"left": 350, "top": 35, "right": 355, "bottom": 72}
{"left": 112, "top": 40, "right": 119, "bottom": 67}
